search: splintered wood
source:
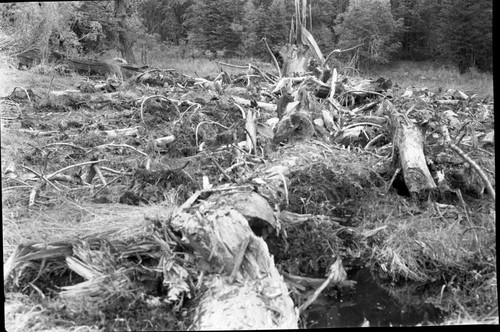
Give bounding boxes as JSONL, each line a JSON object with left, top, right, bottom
{"left": 171, "top": 190, "right": 297, "bottom": 329}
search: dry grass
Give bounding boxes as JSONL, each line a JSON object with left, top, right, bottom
{"left": 153, "top": 56, "right": 277, "bottom": 79}
{"left": 5, "top": 292, "right": 102, "bottom": 332}
{"left": 125, "top": 43, "right": 277, "bottom": 78}
{"left": 365, "top": 61, "right": 494, "bottom": 99}
{"left": 360, "top": 195, "right": 497, "bottom": 323}
{"left": 4, "top": 203, "right": 187, "bottom": 332}
{"left": 0, "top": 53, "right": 79, "bottom": 97}
{"left": 367, "top": 204, "right": 490, "bottom": 282}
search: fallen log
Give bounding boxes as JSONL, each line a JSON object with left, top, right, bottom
{"left": 171, "top": 188, "right": 297, "bottom": 329}
{"left": 170, "top": 139, "right": 364, "bottom": 329}
{"left": 385, "top": 100, "right": 436, "bottom": 194}
{"left": 65, "top": 58, "right": 123, "bottom": 79}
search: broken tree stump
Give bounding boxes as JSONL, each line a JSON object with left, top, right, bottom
{"left": 279, "top": 44, "right": 318, "bottom": 77}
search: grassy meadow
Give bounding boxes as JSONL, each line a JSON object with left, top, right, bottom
{"left": 365, "top": 60, "right": 494, "bottom": 99}
{"left": 125, "top": 43, "right": 493, "bottom": 98}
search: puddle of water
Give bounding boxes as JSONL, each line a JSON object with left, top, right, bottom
{"left": 305, "top": 267, "right": 444, "bottom": 328}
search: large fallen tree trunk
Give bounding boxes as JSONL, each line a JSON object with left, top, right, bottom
{"left": 171, "top": 188, "right": 297, "bottom": 329}
{"left": 384, "top": 100, "right": 437, "bottom": 194}
{"left": 169, "top": 139, "right": 361, "bottom": 329}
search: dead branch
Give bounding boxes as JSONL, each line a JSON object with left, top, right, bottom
{"left": 93, "top": 164, "right": 107, "bottom": 186}
{"left": 195, "top": 121, "right": 230, "bottom": 148}
{"left": 215, "top": 61, "right": 249, "bottom": 70}
{"left": 352, "top": 100, "right": 380, "bottom": 114}
{"left": 95, "top": 143, "right": 148, "bottom": 157}
{"left": 364, "top": 133, "right": 386, "bottom": 150}
{"left": 231, "top": 96, "right": 277, "bottom": 112}
{"left": 343, "top": 89, "right": 386, "bottom": 98}
{"left": 298, "top": 257, "right": 349, "bottom": 313}
{"left": 99, "top": 167, "right": 132, "bottom": 176}
{"left": 103, "top": 127, "right": 141, "bottom": 137}
{"left": 440, "top": 125, "right": 495, "bottom": 201}
{"left": 46, "top": 160, "right": 107, "bottom": 180}
{"left": 233, "top": 102, "right": 247, "bottom": 118}
{"left": 93, "top": 176, "right": 122, "bottom": 197}
{"left": 322, "top": 43, "right": 364, "bottom": 67}
{"left": 328, "top": 68, "right": 338, "bottom": 101}
{"left": 43, "top": 143, "right": 87, "bottom": 153}
{"left": 216, "top": 61, "right": 277, "bottom": 83}
{"left": 10, "top": 86, "right": 32, "bottom": 103}
{"left": 50, "top": 174, "right": 82, "bottom": 184}
{"left": 18, "top": 129, "right": 59, "bottom": 136}
{"left": 245, "top": 108, "right": 257, "bottom": 154}
{"left": 19, "top": 165, "right": 61, "bottom": 192}
{"left": 140, "top": 95, "right": 170, "bottom": 124}
{"left": 155, "top": 135, "right": 176, "bottom": 146}
{"left": 262, "top": 37, "right": 282, "bottom": 79}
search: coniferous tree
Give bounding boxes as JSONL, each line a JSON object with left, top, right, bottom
{"left": 184, "top": 0, "right": 243, "bottom": 56}
{"left": 335, "top": 0, "right": 403, "bottom": 67}
{"left": 262, "top": 0, "right": 288, "bottom": 47}
{"left": 437, "top": 0, "right": 492, "bottom": 73}
{"left": 390, "top": 0, "right": 441, "bottom": 61}
{"left": 240, "top": 0, "right": 265, "bottom": 56}
{"left": 138, "top": 0, "right": 191, "bottom": 45}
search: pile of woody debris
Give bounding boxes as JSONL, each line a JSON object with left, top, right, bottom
{"left": 2, "top": 0, "right": 495, "bottom": 330}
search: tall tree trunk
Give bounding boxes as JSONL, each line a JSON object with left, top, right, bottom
{"left": 114, "top": 0, "right": 136, "bottom": 64}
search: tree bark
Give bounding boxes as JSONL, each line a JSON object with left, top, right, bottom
{"left": 171, "top": 190, "right": 297, "bottom": 330}
{"left": 273, "top": 89, "right": 315, "bottom": 145}
{"left": 279, "top": 44, "right": 316, "bottom": 77}
{"left": 114, "top": 0, "right": 137, "bottom": 64}
{"left": 384, "top": 100, "right": 437, "bottom": 194}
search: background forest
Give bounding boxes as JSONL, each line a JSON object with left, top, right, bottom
{"left": 0, "top": 0, "right": 493, "bottom": 74}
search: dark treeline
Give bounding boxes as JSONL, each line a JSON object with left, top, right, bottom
{"left": 0, "top": 0, "right": 492, "bottom": 72}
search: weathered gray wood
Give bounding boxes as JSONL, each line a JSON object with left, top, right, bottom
{"left": 385, "top": 100, "right": 437, "bottom": 193}
{"left": 273, "top": 90, "right": 315, "bottom": 145}
{"left": 279, "top": 44, "right": 317, "bottom": 77}
{"left": 170, "top": 189, "right": 297, "bottom": 330}
{"left": 65, "top": 58, "right": 123, "bottom": 79}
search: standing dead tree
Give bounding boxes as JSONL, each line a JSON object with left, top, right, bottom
{"left": 279, "top": 0, "right": 325, "bottom": 77}
{"left": 114, "top": 0, "right": 137, "bottom": 64}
